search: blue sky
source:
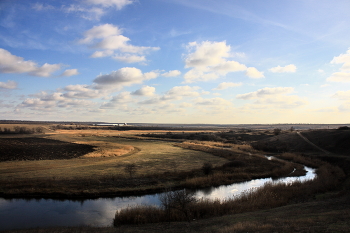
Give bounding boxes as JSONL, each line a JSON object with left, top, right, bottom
{"left": 1, "top": 0, "right": 350, "bottom": 124}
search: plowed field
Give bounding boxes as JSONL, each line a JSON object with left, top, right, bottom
{"left": 0, "top": 137, "right": 95, "bottom": 161}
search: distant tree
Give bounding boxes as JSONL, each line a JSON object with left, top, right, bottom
{"left": 124, "top": 163, "right": 137, "bottom": 178}
{"left": 3, "top": 128, "right": 11, "bottom": 133}
{"left": 273, "top": 128, "right": 282, "bottom": 135}
{"left": 35, "top": 127, "right": 44, "bottom": 133}
{"left": 201, "top": 162, "right": 213, "bottom": 176}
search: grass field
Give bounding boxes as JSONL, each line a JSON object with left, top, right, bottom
{"left": 0, "top": 125, "right": 300, "bottom": 198}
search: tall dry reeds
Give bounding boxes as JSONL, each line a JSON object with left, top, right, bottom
{"left": 114, "top": 161, "right": 345, "bottom": 226}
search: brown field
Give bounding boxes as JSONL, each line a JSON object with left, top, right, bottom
{"left": 0, "top": 124, "right": 302, "bottom": 198}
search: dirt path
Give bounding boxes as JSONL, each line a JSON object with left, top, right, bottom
{"left": 297, "top": 132, "right": 331, "bottom": 154}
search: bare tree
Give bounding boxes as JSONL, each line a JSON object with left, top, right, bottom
{"left": 159, "top": 189, "right": 197, "bottom": 222}
{"left": 124, "top": 163, "right": 137, "bottom": 178}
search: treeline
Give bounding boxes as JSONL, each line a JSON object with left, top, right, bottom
{"left": 140, "top": 131, "right": 273, "bottom": 143}
{"left": 0, "top": 126, "right": 44, "bottom": 134}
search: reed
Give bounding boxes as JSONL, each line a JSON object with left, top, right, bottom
{"left": 114, "top": 161, "right": 344, "bottom": 225}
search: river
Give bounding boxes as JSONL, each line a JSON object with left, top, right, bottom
{"left": 0, "top": 165, "right": 316, "bottom": 231}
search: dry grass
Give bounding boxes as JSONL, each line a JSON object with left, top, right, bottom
{"left": 0, "top": 131, "right": 230, "bottom": 197}
{"left": 114, "top": 160, "right": 345, "bottom": 225}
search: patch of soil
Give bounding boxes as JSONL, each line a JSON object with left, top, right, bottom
{"left": 0, "top": 137, "right": 95, "bottom": 161}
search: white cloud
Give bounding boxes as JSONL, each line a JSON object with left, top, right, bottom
{"left": 93, "top": 67, "right": 158, "bottom": 89}
{"left": 0, "top": 48, "right": 61, "bottom": 77}
{"left": 183, "top": 41, "right": 258, "bottom": 83}
{"left": 212, "top": 61, "right": 247, "bottom": 75}
{"left": 100, "top": 91, "right": 133, "bottom": 108}
{"left": 269, "top": 64, "right": 297, "bottom": 73}
{"left": 195, "top": 97, "right": 232, "bottom": 106}
{"left": 161, "top": 70, "right": 181, "bottom": 77}
{"left": 0, "top": 80, "right": 17, "bottom": 89}
{"left": 332, "top": 90, "right": 350, "bottom": 100}
{"left": 331, "top": 48, "right": 350, "bottom": 71}
{"left": 113, "top": 54, "right": 146, "bottom": 63}
{"left": 164, "top": 86, "right": 201, "bottom": 99}
{"left": 90, "top": 50, "right": 114, "bottom": 58}
{"left": 32, "top": 3, "right": 55, "bottom": 11}
{"left": 327, "top": 72, "right": 350, "bottom": 82}
{"left": 338, "top": 102, "right": 350, "bottom": 112}
{"left": 236, "top": 87, "right": 294, "bottom": 100}
{"left": 213, "top": 82, "right": 242, "bottom": 90}
{"left": 63, "top": 84, "right": 102, "bottom": 99}
{"left": 79, "top": 24, "right": 122, "bottom": 44}
{"left": 61, "top": 69, "right": 79, "bottom": 77}
{"left": 183, "top": 69, "right": 219, "bottom": 83}
{"left": 236, "top": 87, "right": 307, "bottom": 109}
{"left": 245, "top": 67, "right": 264, "bottom": 79}
{"left": 131, "top": 86, "right": 155, "bottom": 96}
{"left": 64, "top": 5, "right": 105, "bottom": 20}
{"left": 79, "top": 24, "right": 159, "bottom": 63}
{"left": 185, "top": 41, "right": 230, "bottom": 68}
{"left": 327, "top": 48, "right": 350, "bottom": 82}
{"left": 84, "top": 0, "right": 133, "bottom": 9}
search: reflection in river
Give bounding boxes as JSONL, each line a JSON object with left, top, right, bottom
{"left": 0, "top": 166, "right": 316, "bottom": 230}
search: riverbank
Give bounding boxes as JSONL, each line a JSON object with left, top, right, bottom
{"left": 3, "top": 191, "right": 349, "bottom": 233}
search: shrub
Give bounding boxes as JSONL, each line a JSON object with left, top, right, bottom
{"left": 273, "top": 128, "right": 282, "bottom": 135}
{"left": 124, "top": 163, "right": 137, "bottom": 178}
{"left": 201, "top": 162, "right": 213, "bottom": 176}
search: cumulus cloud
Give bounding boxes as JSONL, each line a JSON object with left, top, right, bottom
{"left": 185, "top": 41, "right": 230, "bottom": 68}
{"left": 213, "top": 82, "right": 242, "bottom": 90}
{"left": 236, "top": 87, "right": 294, "bottom": 100}
{"left": 183, "top": 41, "right": 259, "bottom": 83}
{"left": 269, "top": 64, "right": 297, "bottom": 73}
{"left": 245, "top": 67, "right": 264, "bottom": 79}
{"left": 161, "top": 70, "right": 181, "bottom": 77}
{"left": 61, "top": 69, "right": 79, "bottom": 77}
{"left": 113, "top": 54, "right": 146, "bottom": 63}
{"left": 93, "top": 67, "right": 158, "bottom": 89}
{"left": 327, "top": 72, "right": 350, "bottom": 82}
{"left": 100, "top": 91, "right": 133, "bottom": 108}
{"left": 237, "top": 87, "right": 307, "bottom": 109}
{"left": 63, "top": 84, "right": 102, "bottom": 99}
{"left": 0, "top": 48, "right": 61, "bottom": 77}
{"left": 195, "top": 97, "right": 232, "bottom": 106}
{"left": 0, "top": 80, "right": 17, "bottom": 89}
{"left": 131, "top": 86, "right": 155, "bottom": 96}
{"left": 331, "top": 48, "right": 350, "bottom": 71}
{"left": 327, "top": 48, "right": 350, "bottom": 82}
{"left": 163, "top": 86, "right": 201, "bottom": 100}
{"left": 79, "top": 24, "right": 159, "bottom": 63}
{"left": 332, "top": 90, "right": 350, "bottom": 100}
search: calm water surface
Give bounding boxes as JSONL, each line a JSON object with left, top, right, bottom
{"left": 0, "top": 166, "right": 316, "bottom": 230}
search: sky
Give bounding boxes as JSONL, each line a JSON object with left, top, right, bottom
{"left": 1, "top": 0, "right": 350, "bottom": 124}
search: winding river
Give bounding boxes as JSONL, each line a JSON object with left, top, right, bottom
{"left": 0, "top": 162, "right": 316, "bottom": 231}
